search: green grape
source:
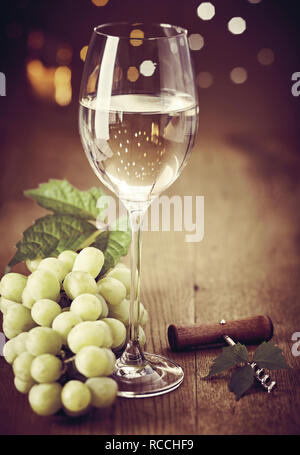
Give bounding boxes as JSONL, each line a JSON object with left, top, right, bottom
{"left": 108, "top": 299, "right": 130, "bottom": 325}
{"left": 13, "top": 351, "right": 35, "bottom": 382}
{"left": 14, "top": 376, "right": 36, "bottom": 394}
{"left": 94, "top": 321, "right": 113, "bottom": 348}
{"left": 0, "top": 297, "right": 18, "bottom": 315}
{"left": 26, "top": 258, "right": 42, "bottom": 273}
{"left": 86, "top": 377, "right": 118, "bottom": 408}
{"left": 102, "top": 318, "right": 126, "bottom": 350}
{"left": 58, "top": 250, "right": 78, "bottom": 273}
{"left": 124, "top": 325, "right": 146, "bottom": 347}
{"left": 0, "top": 273, "right": 27, "bottom": 303}
{"left": 108, "top": 299, "right": 148, "bottom": 326}
{"left": 140, "top": 306, "right": 149, "bottom": 326}
{"left": 134, "top": 301, "right": 148, "bottom": 326}
{"left": 27, "top": 270, "right": 60, "bottom": 302}
{"left": 2, "top": 321, "right": 21, "bottom": 339}
{"left": 67, "top": 321, "right": 104, "bottom": 354}
{"left": 108, "top": 267, "right": 131, "bottom": 294}
{"left": 75, "top": 346, "right": 114, "bottom": 378}
{"left": 101, "top": 348, "right": 116, "bottom": 376}
{"left": 14, "top": 332, "right": 29, "bottom": 356}
{"left": 70, "top": 293, "right": 102, "bottom": 321}
{"left": 26, "top": 327, "right": 62, "bottom": 356}
{"left": 63, "top": 271, "right": 97, "bottom": 300}
{"left": 29, "top": 383, "right": 62, "bottom": 416}
{"left": 61, "top": 380, "right": 91, "bottom": 416}
{"left": 22, "top": 286, "right": 36, "bottom": 309}
{"left": 115, "top": 262, "right": 127, "bottom": 269}
{"left": 31, "top": 354, "right": 63, "bottom": 383}
{"left": 5, "top": 304, "right": 36, "bottom": 332}
{"left": 38, "top": 257, "right": 69, "bottom": 283}
{"left": 3, "top": 339, "right": 17, "bottom": 364}
{"left": 72, "top": 247, "right": 104, "bottom": 279}
{"left": 97, "top": 277, "right": 126, "bottom": 307}
{"left": 31, "top": 299, "right": 61, "bottom": 327}
{"left": 52, "top": 311, "right": 82, "bottom": 344}
{"left": 61, "top": 306, "right": 71, "bottom": 312}
{"left": 96, "top": 294, "right": 109, "bottom": 318}
{"left": 138, "top": 325, "right": 146, "bottom": 347}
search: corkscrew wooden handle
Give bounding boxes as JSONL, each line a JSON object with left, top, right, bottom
{"left": 168, "top": 315, "right": 273, "bottom": 351}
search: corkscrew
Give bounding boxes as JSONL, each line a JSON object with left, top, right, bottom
{"left": 219, "top": 320, "right": 276, "bottom": 393}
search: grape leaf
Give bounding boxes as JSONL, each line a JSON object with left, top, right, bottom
{"left": 9, "top": 214, "right": 97, "bottom": 267}
{"left": 91, "top": 223, "right": 131, "bottom": 277}
{"left": 231, "top": 342, "right": 249, "bottom": 363}
{"left": 8, "top": 233, "right": 59, "bottom": 267}
{"left": 206, "top": 343, "right": 249, "bottom": 377}
{"left": 8, "top": 180, "right": 131, "bottom": 271}
{"left": 252, "top": 341, "right": 290, "bottom": 370}
{"left": 24, "top": 179, "right": 107, "bottom": 220}
{"left": 229, "top": 365, "right": 255, "bottom": 400}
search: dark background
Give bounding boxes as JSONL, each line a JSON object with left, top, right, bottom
{"left": 0, "top": 0, "right": 300, "bottom": 270}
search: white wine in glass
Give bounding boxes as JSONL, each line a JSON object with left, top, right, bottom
{"left": 79, "top": 22, "right": 198, "bottom": 398}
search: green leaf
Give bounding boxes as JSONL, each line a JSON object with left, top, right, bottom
{"left": 206, "top": 343, "right": 248, "bottom": 377}
{"left": 229, "top": 365, "right": 255, "bottom": 400}
{"left": 9, "top": 214, "right": 97, "bottom": 267}
{"left": 252, "top": 341, "right": 290, "bottom": 370}
{"left": 91, "top": 223, "right": 131, "bottom": 277}
{"left": 24, "top": 179, "right": 107, "bottom": 220}
{"left": 232, "top": 342, "right": 249, "bottom": 363}
{"left": 8, "top": 233, "right": 59, "bottom": 267}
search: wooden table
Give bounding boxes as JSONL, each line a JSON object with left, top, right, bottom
{"left": 0, "top": 104, "right": 300, "bottom": 435}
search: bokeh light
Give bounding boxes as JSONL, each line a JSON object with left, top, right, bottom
{"left": 27, "top": 30, "right": 44, "bottom": 50}
{"left": 248, "top": 0, "right": 262, "bottom": 3}
{"left": 127, "top": 66, "right": 139, "bottom": 82}
{"left": 130, "top": 29, "right": 144, "bottom": 47}
{"left": 80, "top": 45, "right": 88, "bottom": 62}
{"left": 197, "top": 71, "right": 213, "bottom": 88}
{"left": 188, "top": 34, "right": 204, "bottom": 51}
{"left": 87, "top": 68, "right": 98, "bottom": 93}
{"left": 197, "top": 2, "right": 215, "bottom": 21}
{"left": 91, "top": 0, "right": 109, "bottom": 6}
{"left": 230, "top": 67, "right": 248, "bottom": 84}
{"left": 55, "top": 85, "right": 72, "bottom": 106}
{"left": 140, "top": 60, "right": 157, "bottom": 77}
{"left": 228, "top": 17, "right": 246, "bottom": 35}
{"left": 27, "top": 60, "right": 44, "bottom": 80}
{"left": 56, "top": 44, "right": 73, "bottom": 65}
{"left": 54, "top": 66, "right": 71, "bottom": 84}
{"left": 257, "top": 48, "right": 275, "bottom": 65}
{"left": 26, "top": 60, "right": 55, "bottom": 100}
{"left": 54, "top": 66, "right": 72, "bottom": 106}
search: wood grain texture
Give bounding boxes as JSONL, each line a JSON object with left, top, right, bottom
{"left": 0, "top": 105, "right": 300, "bottom": 434}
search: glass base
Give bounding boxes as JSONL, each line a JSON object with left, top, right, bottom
{"left": 113, "top": 352, "right": 184, "bottom": 398}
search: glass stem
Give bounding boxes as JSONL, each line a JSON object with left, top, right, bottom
{"left": 120, "top": 205, "right": 147, "bottom": 365}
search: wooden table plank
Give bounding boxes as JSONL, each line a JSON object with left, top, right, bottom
{"left": 0, "top": 105, "right": 300, "bottom": 434}
{"left": 114, "top": 228, "right": 197, "bottom": 435}
{"left": 192, "top": 137, "right": 300, "bottom": 435}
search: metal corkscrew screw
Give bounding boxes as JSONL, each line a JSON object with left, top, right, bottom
{"left": 219, "top": 320, "right": 276, "bottom": 393}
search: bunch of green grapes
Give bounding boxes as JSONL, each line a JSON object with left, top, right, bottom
{"left": 0, "top": 247, "right": 148, "bottom": 417}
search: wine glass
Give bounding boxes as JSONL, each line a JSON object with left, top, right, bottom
{"left": 79, "top": 22, "right": 198, "bottom": 398}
